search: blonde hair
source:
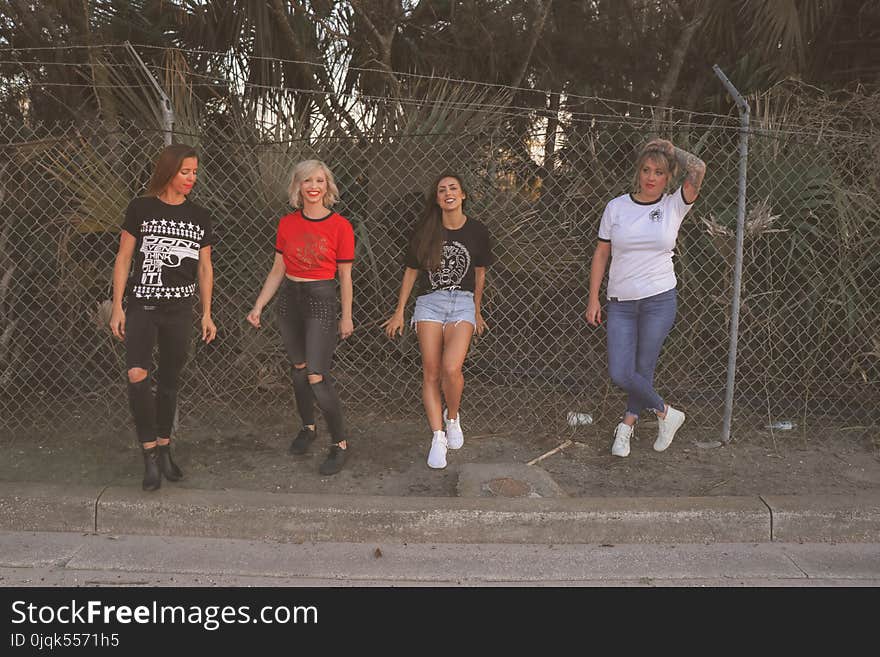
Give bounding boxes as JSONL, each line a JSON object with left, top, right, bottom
{"left": 287, "top": 159, "right": 339, "bottom": 208}
{"left": 631, "top": 144, "right": 678, "bottom": 195}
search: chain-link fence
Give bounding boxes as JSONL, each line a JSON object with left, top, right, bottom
{"left": 1, "top": 114, "right": 878, "bottom": 440}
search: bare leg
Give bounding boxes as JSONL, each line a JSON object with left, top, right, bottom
{"left": 416, "top": 322, "right": 444, "bottom": 431}
{"left": 440, "top": 321, "right": 474, "bottom": 421}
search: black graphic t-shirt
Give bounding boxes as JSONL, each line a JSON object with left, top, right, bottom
{"left": 121, "top": 196, "right": 215, "bottom": 304}
{"left": 405, "top": 217, "right": 493, "bottom": 294}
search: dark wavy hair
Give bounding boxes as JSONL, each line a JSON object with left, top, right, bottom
{"left": 144, "top": 143, "right": 199, "bottom": 197}
{"left": 409, "top": 173, "right": 468, "bottom": 271}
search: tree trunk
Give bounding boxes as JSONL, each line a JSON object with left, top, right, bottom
{"left": 509, "top": 0, "right": 554, "bottom": 92}
{"left": 544, "top": 90, "right": 560, "bottom": 168}
{"left": 653, "top": 2, "right": 707, "bottom": 131}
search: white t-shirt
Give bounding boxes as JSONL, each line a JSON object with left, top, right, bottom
{"left": 597, "top": 187, "right": 693, "bottom": 301}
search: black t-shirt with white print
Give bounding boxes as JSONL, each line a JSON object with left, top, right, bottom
{"left": 405, "top": 217, "right": 493, "bottom": 295}
{"left": 121, "top": 196, "right": 215, "bottom": 305}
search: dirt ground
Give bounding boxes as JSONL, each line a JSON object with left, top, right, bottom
{"left": 3, "top": 400, "right": 879, "bottom": 498}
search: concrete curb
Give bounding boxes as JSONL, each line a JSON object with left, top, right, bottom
{"left": 0, "top": 482, "right": 98, "bottom": 534}
{"left": 761, "top": 494, "right": 880, "bottom": 543}
{"left": 0, "top": 482, "right": 878, "bottom": 544}
{"left": 94, "top": 487, "right": 770, "bottom": 544}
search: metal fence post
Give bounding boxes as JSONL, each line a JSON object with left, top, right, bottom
{"left": 713, "top": 65, "right": 750, "bottom": 444}
{"left": 124, "top": 41, "right": 175, "bottom": 145}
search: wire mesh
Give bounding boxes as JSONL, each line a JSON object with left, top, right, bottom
{"left": 1, "top": 116, "right": 877, "bottom": 441}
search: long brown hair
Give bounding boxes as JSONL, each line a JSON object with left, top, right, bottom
{"left": 410, "top": 173, "right": 468, "bottom": 271}
{"left": 144, "top": 143, "right": 199, "bottom": 196}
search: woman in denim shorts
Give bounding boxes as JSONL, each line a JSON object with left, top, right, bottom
{"left": 585, "top": 139, "right": 706, "bottom": 458}
{"left": 383, "top": 174, "right": 493, "bottom": 469}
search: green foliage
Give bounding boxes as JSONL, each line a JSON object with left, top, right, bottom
{"left": 22, "top": 135, "right": 139, "bottom": 234}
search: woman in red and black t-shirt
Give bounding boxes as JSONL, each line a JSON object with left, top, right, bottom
{"left": 247, "top": 160, "right": 355, "bottom": 476}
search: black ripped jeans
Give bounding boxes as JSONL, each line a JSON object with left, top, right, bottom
{"left": 277, "top": 278, "right": 347, "bottom": 444}
{"left": 124, "top": 300, "right": 192, "bottom": 444}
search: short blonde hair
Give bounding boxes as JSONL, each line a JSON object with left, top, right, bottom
{"left": 631, "top": 145, "right": 678, "bottom": 195}
{"left": 287, "top": 159, "right": 339, "bottom": 208}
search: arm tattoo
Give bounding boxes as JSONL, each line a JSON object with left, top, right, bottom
{"left": 674, "top": 146, "right": 706, "bottom": 193}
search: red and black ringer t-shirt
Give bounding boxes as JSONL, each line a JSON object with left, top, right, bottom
{"left": 121, "top": 196, "right": 215, "bottom": 304}
{"left": 275, "top": 209, "right": 355, "bottom": 279}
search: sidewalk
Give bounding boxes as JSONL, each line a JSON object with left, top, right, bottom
{"left": 2, "top": 480, "right": 878, "bottom": 545}
{"left": 4, "top": 530, "right": 880, "bottom": 585}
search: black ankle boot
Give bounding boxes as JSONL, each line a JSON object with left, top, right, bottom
{"left": 142, "top": 446, "right": 161, "bottom": 491}
{"left": 158, "top": 443, "right": 183, "bottom": 481}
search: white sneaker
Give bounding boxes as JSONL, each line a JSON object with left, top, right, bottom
{"left": 427, "top": 430, "right": 448, "bottom": 469}
{"left": 444, "top": 409, "right": 464, "bottom": 450}
{"left": 654, "top": 405, "right": 685, "bottom": 452}
{"left": 611, "top": 422, "right": 633, "bottom": 457}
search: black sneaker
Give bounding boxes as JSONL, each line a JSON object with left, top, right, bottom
{"left": 289, "top": 426, "right": 317, "bottom": 455}
{"left": 319, "top": 443, "right": 348, "bottom": 475}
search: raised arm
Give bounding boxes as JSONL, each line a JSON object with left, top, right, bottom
{"left": 674, "top": 145, "right": 706, "bottom": 204}
{"left": 646, "top": 138, "right": 706, "bottom": 204}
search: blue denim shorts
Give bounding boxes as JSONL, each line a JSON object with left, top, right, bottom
{"left": 412, "top": 289, "right": 476, "bottom": 329}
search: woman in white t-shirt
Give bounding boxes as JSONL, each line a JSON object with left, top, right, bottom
{"left": 585, "top": 139, "right": 706, "bottom": 457}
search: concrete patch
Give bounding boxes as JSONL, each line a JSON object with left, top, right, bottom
{"left": 779, "top": 543, "right": 880, "bottom": 578}
{"left": 457, "top": 463, "right": 567, "bottom": 498}
{"left": 0, "top": 530, "right": 92, "bottom": 568}
{"left": 0, "top": 482, "right": 97, "bottom": 533}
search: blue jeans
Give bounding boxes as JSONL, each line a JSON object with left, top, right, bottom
{"left": 606, "top": 288, "right": 677, "bottom": 417}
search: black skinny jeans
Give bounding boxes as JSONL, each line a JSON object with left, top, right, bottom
{"left": 124, "top": 300, "right": 192, "bottom": 443}
{"left": 277, "top": 278, "right": 347, "bottom": 444}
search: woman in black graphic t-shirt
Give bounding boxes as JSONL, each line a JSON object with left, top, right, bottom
{"left": 109, "top": 144, "right": 216, "bottom": 491}
{"left": 382, "top": 173, "right": 493, "bottom": 470}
